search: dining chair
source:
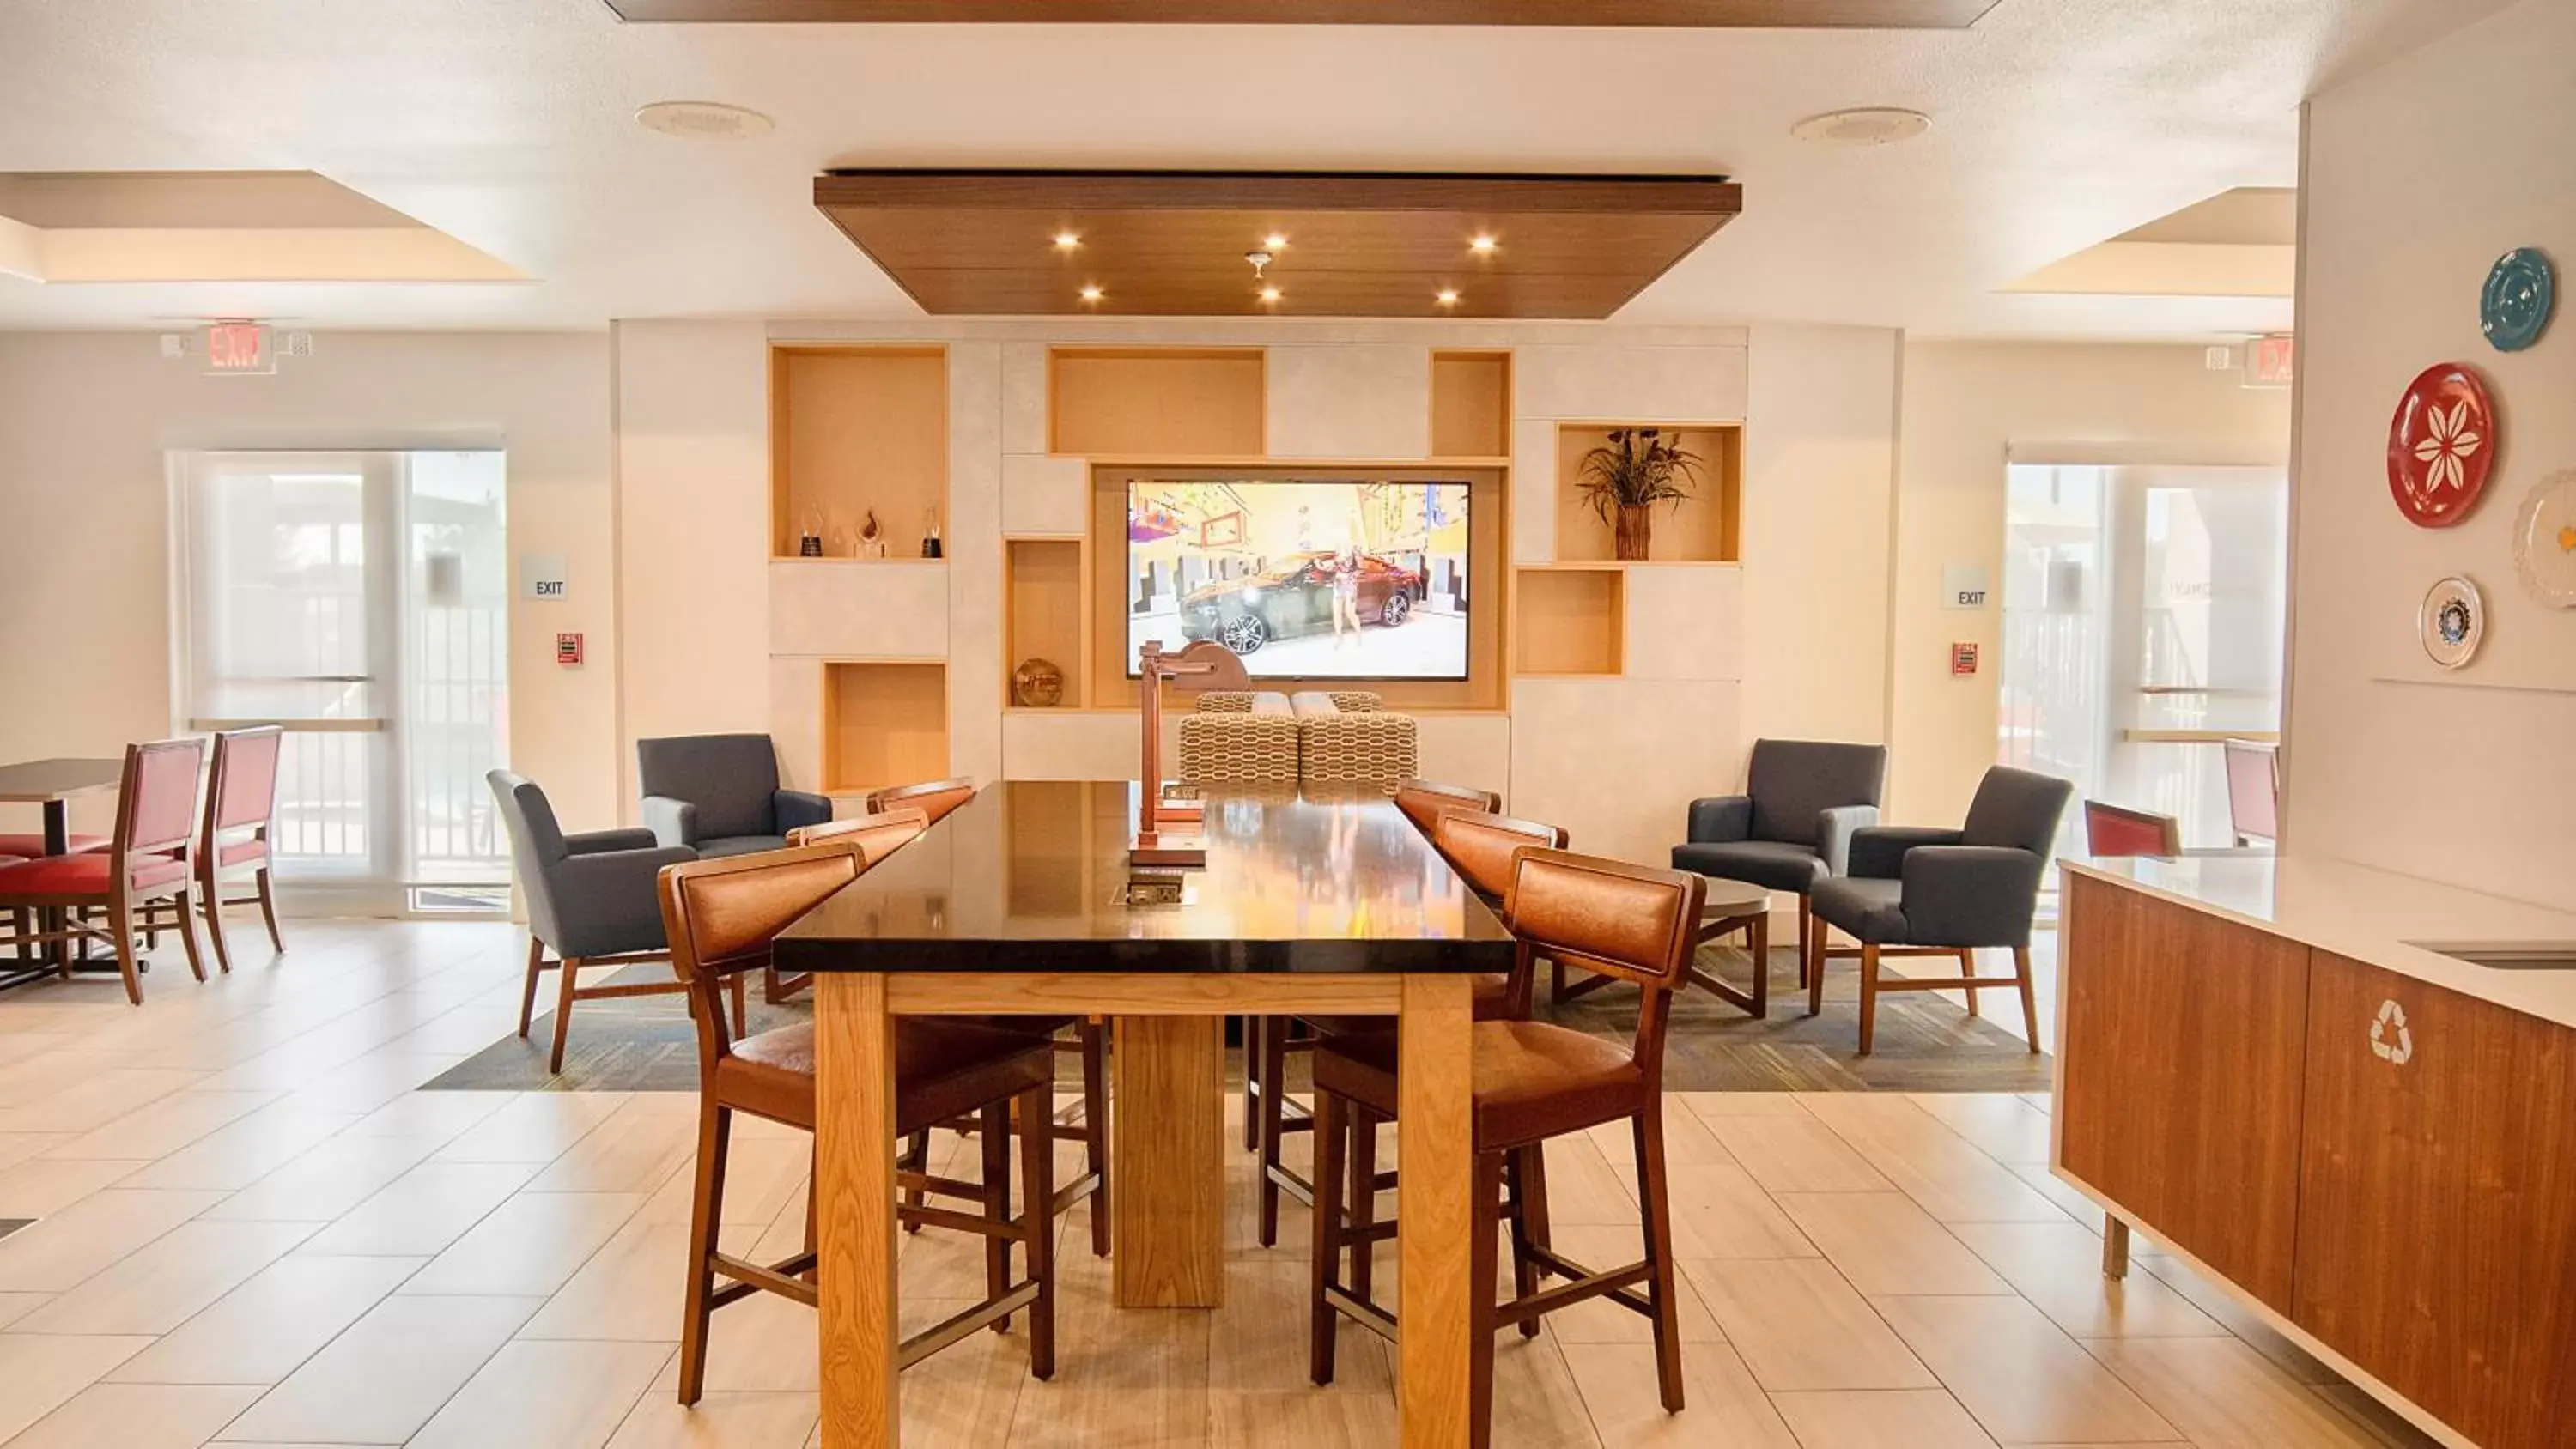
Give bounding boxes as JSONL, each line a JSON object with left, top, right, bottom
{"left": 0, "top": 738, "right": 210, "bottom": 1004}
{"left": 2082, "top": 798, "right": 2182, "bottom": 858}
{"left": 794, "top": 805, "right": 1114, "bottom": 1258}
{"left": 191, "top": 725, "right": 287, "bottom": 973}
{"left": 866, "top": 777, "right": 979, "bottom": 828}
{"left": 655, "top": 840, "right": 1063, "bottom": 1402}
{"left": 2222, "top": 737, "right": 2280, "bottom": 846}
{"left": 1250, "top": 809, "right": 1564, "bottom": 1251}
{"left": 1306, "top": 849, "right": 1706, "bottom": 1443}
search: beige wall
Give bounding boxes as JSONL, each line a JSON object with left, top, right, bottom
{"left": 2287, "top": 0, "right": 2576, "bottom": 909}
{"left": 0, "top": 330, "right": 617, "bottom": 839}
{"left": 1889, "top": 341, "right": 2293, "bottom": 824}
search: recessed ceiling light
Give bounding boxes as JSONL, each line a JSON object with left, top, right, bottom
{"left": 1469, "top": 236, "right": 1498, "bottom": 255}
{"left": 1263, "top": 233, "right": 1290, "bottom": 250}
{"left": 1259, "top": 286, "right": 1282, "bottom": 304}
{"left": 1436, "top": 288, "right": 1461, "bottom": 306}
{"left": 1789, "top": 106, "right": 1931, "bottom": 147}
{"left": 1079, "top": 284, "right": 1103, "bottom": 303}
{"left": 634, "top": 100, "right": 775, "bottom": 141}
{"left": 1054, "top": 232, "right": 1081, "bottom": 250}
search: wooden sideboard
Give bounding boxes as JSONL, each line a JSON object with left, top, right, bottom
{"left": 2057, "top": 865, "right": 2576, "bottom": 1449}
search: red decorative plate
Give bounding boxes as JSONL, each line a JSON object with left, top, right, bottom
{"left": 2387, "top": 362, "right": 2497, "bottom": 527}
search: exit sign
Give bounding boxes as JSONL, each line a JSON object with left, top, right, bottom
{"left": 204, "top": 321, "right": 275, "bottom": 375}
{"left": 2246, "top": 333, "right": 2294, "bottom": 388}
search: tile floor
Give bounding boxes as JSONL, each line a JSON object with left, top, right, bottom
{"left": 0, "top": 919, "right": 2439, "bottom": 1448}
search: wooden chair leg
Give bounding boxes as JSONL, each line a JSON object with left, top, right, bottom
{"left": 1632, "top": 1103, "right": 1686, "bottom": 1412}
{"left": 110, "top": 897, "right": 144, "bottom": 1005}
{"left": 2014, "top": 945, "right": 2040, "bottom": 1055}
{"left": 1308, "top": 1088, "right": 1346, "bottom": 1386}
{"left": 981, "top": 1100, "right": 1012, "bottom": 1333}
{"left": 1346, "top": 1106, "right": 1377, "bottom": 1306}
{"left": 517, "top": 937, "right": 546, "bottom": 1038}
{"left": 901, "top": 1130, "right": 930, "bottom": 1233}
{"left": 170, "top": 887, "right": 209, "bottom": 984}
{"left": 677, "top": 1100, "right": 731, "bottom": 1405}
{"left": 1504, "top": 1147, "right": 1540, "bottom": 1339}
{"left": 1080, "top": 1018, "right": 1110, "bottom": 1257}
{"left": 1807, "top": 921, "right": 1829, "bottom": 1018}
{"left": 200, "top": 877, "right": 234, "bottom": 975}
{"left": 549, "top": 954, "right": 581, "bottom": 1075}
{"left": 1241, "top": 1015, "right": 1264, "bottom": 1153}
{"left": 1856, "top": 943, "right": 1880, "bottom": 1056}
{"left": 1018, "top": 1081, "right": 1057, "bottom": 1379}
{"left": 1795, "top": 895, "right": 1811, "bottom": 990}
{"left": 1959, "top": 948, "right": 1980, "bottom": 1016}
{"left": 1258, "top": 1010, "right": 1291, "bottom": 1246}
{"left": 1467, "top": 1149, "right": 1504, "bottom": 1449}
{"left": 254, "top": 865, "right": 284, "bottom": 950}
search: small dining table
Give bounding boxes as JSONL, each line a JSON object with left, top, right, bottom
{"left": 0, "top": 756, "right": 124, "bottom": 984}
{"left": 775, "top": 779, "right": 1516, "bottom": 1448}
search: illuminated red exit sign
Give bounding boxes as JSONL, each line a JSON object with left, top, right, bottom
{"left": 2247, "top": 333, "right": 2294, "bottom": 388}
{"left": 204, "top": 321, "right": 274, "bottom": 375}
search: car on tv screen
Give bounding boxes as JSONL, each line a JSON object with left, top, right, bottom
{"left": 1177, "top": 550, "right": 1424, "bottom": 656}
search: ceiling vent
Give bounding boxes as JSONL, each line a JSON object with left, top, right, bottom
{"left": 1790, "top": 108, "right": 1932, "bottom": 147}
{"left": 635, "top": 101, "right": 775, "bottom": 141}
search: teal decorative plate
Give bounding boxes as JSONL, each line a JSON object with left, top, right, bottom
{"left": 2481, "top": 247, "right": 2554, "bottom": 352}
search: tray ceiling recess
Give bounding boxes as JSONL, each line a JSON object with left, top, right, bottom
{"left": 609, "top": 1, "right": 1992, "bottom": 26}
{"left": 813, "top": 171, "right": 1743, "bottom": 319}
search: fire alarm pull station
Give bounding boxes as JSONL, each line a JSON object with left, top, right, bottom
{"left": 1951, "top": 642, "right": 1979, "bottom": 676}
{"left": 556, "top": 633, "right": 584, "bottom": 666}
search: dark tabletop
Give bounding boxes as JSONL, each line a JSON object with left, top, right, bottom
{"left": 0, "top": 758, "right": 122, "bottom": 803}
{"left": 775, "top": 779, "right": 1516, "bottom": 974}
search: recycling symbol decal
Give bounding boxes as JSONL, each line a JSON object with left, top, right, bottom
{"left": 2368, "top": 999, "right": 2414, "bottom": 1066}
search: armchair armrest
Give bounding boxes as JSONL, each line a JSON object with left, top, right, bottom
{"left": 1847, "top": 825, "right": 1964, "bottom": 880}
{"left": 639, "top": 795, "right": 697, "bottom": 849}
{"left": 1814, "top": 803, "right": 1880, "bottom": 876}
{"left": 774, "top": 789, "right": 834, "bottom": 834}
{"left": 545, "top": 844, "right": 697, "bottom": 958}
{"left": 1685, "top": 795, "right": 1752, "bottom": 844}
{"left": 565, "top": 827, "right": 660, "bottom": 856}
{"left": 1899, "top": 846, "right": 2047, "bottom": 949}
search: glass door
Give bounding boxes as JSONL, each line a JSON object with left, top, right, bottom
{"left": 174, "top": 450, "right": 510, "bottom": 912}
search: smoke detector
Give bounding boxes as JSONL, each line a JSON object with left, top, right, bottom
{"left": 635, "top": 100, "right": 775, "bottom": 141}
{"left": 1791, "top": 107, "right": 1931, "bottom": 147}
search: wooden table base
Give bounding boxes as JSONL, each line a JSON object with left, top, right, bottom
{"left": 811, "top": 969, "right": 1479, "bottom": 1449}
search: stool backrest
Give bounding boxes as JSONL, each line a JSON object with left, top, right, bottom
{"left": 1431, "top": 810, "right": 1568, "bottom": 905}
{"left": 864, "top": 779, "right": 976, "bottom": 828}
{"left": 118, "top": 737, "right": 208, "bottom": 865}
{"left": 1504, "top": 849, "right": 1704, "bottom": 1078}
{"left": 657, "top": 840, "right": 867, "bottom": 1076}
{"left": 1394, "top": 779, "right": 1502, "bottom": 836}
{"left": 787, "top": 807, "right": 928, "bottom": 863}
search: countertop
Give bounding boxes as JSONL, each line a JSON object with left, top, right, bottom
{"left": 2063, "top": 854, "right": 2576, "bottom": 1029}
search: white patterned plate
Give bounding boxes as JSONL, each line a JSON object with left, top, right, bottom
{"left": 2419, "top": 576, "right": 2485, "bottom": 670}
{"left": 2512, "top": 470, "right": 2576, "bottom": 608}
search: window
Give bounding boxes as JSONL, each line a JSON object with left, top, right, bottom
{"left": 173, "top": 450, "right": 510, "bottom": 910}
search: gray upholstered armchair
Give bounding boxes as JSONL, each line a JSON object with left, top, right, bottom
{"left": 490, "top": 770, "right": 698, "bottom": 1074}
{"left": 1807, "top": 764, "right": 2074, "bottom": 1056}
{"left": 635, "top": 734, "right": 832, "bottom": 858}
{"left": 1671, "top": 737, "right": 1888, "bottom": 987}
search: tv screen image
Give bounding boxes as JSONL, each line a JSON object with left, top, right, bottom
{"left": 1126, "top": 480, "right": 1471, "bottom": 681}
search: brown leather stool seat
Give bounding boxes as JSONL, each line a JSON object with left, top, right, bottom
{"left": 1310, "top": 1020, "right": 1646, "bottom": 1149}
{"left": 714, "top": 1017, "right": 1054, "bottom": 1135}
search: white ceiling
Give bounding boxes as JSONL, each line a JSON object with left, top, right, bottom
{"left": 0, "top": 0, "right": 2511, "bottom": 338}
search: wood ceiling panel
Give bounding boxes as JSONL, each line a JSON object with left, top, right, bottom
{"left": 610, "top": 0, "right": 1995, "bottom": 26}
{"left": 814, "top": 171, "right": 1741, "bottom": 319}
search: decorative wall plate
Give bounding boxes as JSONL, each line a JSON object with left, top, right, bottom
{"left": 2387, "top": 363, "right": 2497, "bottom": 527}
{"left": 2419, "top": 575, "right": 2485, "bottom": 670}
{"left": 2512, "top": 470, "right": 2576, "bottom": 608}
{"left": 2481, "top": 247, "right": 2555, "bottom": 352}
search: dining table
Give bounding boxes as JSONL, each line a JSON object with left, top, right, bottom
{"left": 774, "top": 779, "right": 1517, "bottom": 1448}
{"left": 0, "top": 756, "right": 125, "bottom": 985}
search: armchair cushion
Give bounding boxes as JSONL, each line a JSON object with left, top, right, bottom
{"left": 640, "top": 796, "right": 696, "bottom": 851}
{"left": 1670, "top": 839, "right": 1827, "bottom": 895}
{"left": 774, "top": 790, "right": 834, "bottom": 834}
{"left": 1847, "top": 826, "right": 1964, "bottom": 880}
{"left": 1684, "top": 795, "right": 1753, "bottom": 844}
{"left": 635, "top": 734, "right": 783, "bottom": 841}
{"left": 1809, "top": 876, "right": 1909, "bottom": 943}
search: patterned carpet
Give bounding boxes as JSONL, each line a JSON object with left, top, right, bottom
{"left": 423, "top": 942, "right": 2048, "bottom": 1095}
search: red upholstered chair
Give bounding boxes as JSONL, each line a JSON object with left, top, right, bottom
{"left": 190, "top": 726, "right": 287, "bottom": 972}
{"left": 0, "top": 834, "right": 106, "bottom": 857}
{"left": 2082, "top": 799, "right": 2183, "bottom": 858}
{"left": 0, "top": 738, "right": 209, "bottom": 1003}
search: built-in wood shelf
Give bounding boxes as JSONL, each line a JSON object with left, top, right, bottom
{"left": 1513, "top": 565, "right": 1624, "bottom": 676}
{"left": 1431, "top": 350, "right": 1512, "bottom": 460}
{"left": 822, "top": 659, "right": 949, "bottom": 795}
{"left": 1049, "top": 348, "right": 1265, "bottom": 458}
{"left": 1005, "top": 537, "right": 1089, "bottom": 709}
{"left": 1553, "top": 422, "right": 1741, "bottom": 563}
{"left": 769, "top": 345, "right": 949, "bottom": 561}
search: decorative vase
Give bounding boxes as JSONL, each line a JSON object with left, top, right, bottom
{"left": 1614, "top": 504, "right": 1653, "bottom": 561}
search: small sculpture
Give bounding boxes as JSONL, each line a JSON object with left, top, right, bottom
{"left": 858, "top": 509, "right": 887, "bottom": 560}
{"left": 798, "top": 506, "right": 824, "bottom": 557}
{"left": 922, "top": 505, "right": 945, "bottom": 560}
{"left": 1013, "top": 658, "right": 1066, "bottom": 708}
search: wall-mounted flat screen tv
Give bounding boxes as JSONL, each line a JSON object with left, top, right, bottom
{"left": 1126, "top": 479, "right": 1472, "bottom": 681}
